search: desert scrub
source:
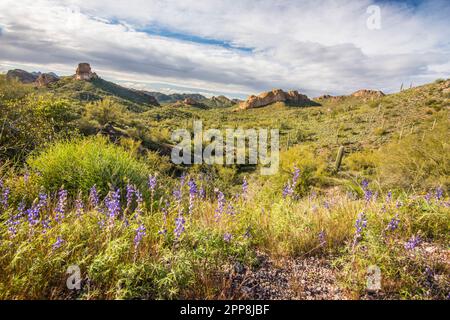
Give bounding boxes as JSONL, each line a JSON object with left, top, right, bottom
{"left": 26, "top": 136, "right": 150, "bottom": 197}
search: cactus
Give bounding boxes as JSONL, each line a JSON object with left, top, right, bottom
{"left": 335, "top": 146, "right": 345, "bottom": 172}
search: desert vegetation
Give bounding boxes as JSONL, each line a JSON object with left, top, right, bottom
{"left": 0, "top": 74, "right": 449, "bottom": 299}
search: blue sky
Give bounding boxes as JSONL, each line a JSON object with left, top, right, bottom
{"left": 0, "top": 0, "right": 449, "bottom": 98}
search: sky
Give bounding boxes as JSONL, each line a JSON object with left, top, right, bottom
{"left": 0, "top": 0, "right": 449, "bottom": 99}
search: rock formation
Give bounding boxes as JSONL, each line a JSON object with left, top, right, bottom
{"left": 6, "top": 69, "right": 38, "bottom": 84}
{"left": 239, "top": 89, "right": 317, "bottom": 110}
{"left": 351, "top": 89, "right": 385, "bottom": 99}
{"left": 36, "top": 73, "right": 59, "bottom": 87}
{"left": 75, "top": 63, "right": 98, "bottom": 81}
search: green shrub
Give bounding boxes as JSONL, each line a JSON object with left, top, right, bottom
{"left": 27, "top": 136, "right": 149, "bottom": 196}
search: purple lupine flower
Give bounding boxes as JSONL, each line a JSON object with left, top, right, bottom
{"left": 396, "top": 200, "right": 403, "bottom": 208}
{"left": 75, "top": 193, "right": 84, "bottom": 217}
{"left": 105, "top": 189, "right": 121, "bottom": 219}
{"left": 199, "top": 186, "right": 206, "bottom": 200}
{"left": 158, "top": 201, "right": 169, "bottom": 235}
{"left": 361, "top": 179, "right": 369, "bottom": 190}
{"left": 52, "top": 236, "right": 64, "bottom": 250}
{"left": 55, "top": 189, "right": 67, "bottom": 223}
{"left": 292, "top": 167, "right": 300, "bottom": 186}
{"left": 319, "top": 230, "right": 326, "bottom": 246}
{"left": 226, "top": 202, "right": 235, "bottom": 216}
{"left": 188, "top": 178, "right": 197, "bottom": 215}
{"left": 223, "top": 232, "right": 232, "bottom": 243}
{"left": 386, "top": 191, "right": 392, "bottom": 203}
{"left": 180, "top": 173, "right": 186, "bottom": 187}
{"left": 126, "top": 184, "right": 135, "bottom": 209}
{"left": 134, "top": 224, "right": 146, "bottom": 249}
{"left": 23, "top": 171, "right": 30, "bottom": 183}
{"left": 89, "top": 185, "right": 99, "bottom": 208}
{"left": 355, "top": 212, "right": 368, "bottom": 241}
{"left": 386, "top": 215, "right": 400, "bottom": 232}
{"left": 424, "top": 192, "right": 432, "bottom": 203}
{"left": 435, "top": 187, "right": 444, "bottom": 201}
{"left": 282, "top": 182, "right": 293, "bottom": 198}
{"left": 1, "top": 186, "right": 10, "bottom": 209}
{"left": 134, "top": 189, "right": 143, "bottom": 218}
{"left": 242, "top": 177, "right": 248, "bottom": 199}
{"left": 6, "top": 202, "right": 26, "bottom": 236}
{"left": 364, "top": 189, "right": 373, "bottom": 202}
{"left": 174, "top": 215, "right": 186, "bottom": 240}
{"left": 323, "top": 201, "right": 331, "bottom": 209}
{"left": 404, "top": 235, "right": 421, "bottom": 250}
{"left": 41, "top": 216, "right": 52, "bottom": 233}
{"left": 215, "top": 190, "right": 225, "bottom": 221}
{"left": 244, "top": 227, "right": 252, "bottom": 239}
{"left": 148, "top": 175, "right": 157, "bottom": 193}
{"left": 28, "top": 193, "right": 48, "bottom": 226}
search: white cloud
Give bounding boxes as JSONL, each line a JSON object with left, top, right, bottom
{"left": 0, "top": 0, "right": 448, "bottom": 98}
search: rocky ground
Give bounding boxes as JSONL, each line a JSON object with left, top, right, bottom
{"left": 228, "top": 252, "right": 346, "bottom": 300}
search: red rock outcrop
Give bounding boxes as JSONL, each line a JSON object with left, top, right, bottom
{"left": 239, "top": 89, "right": 316, "bottom": 110}
{"left": 75, "top": 63, "right": 98, "bottom": 81}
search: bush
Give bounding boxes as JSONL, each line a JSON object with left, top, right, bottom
{"left": 26, "top": 136, "right": 149, "bottom": 196}
{"left": 377, "top": 119, "right": 449, "bottom": 191}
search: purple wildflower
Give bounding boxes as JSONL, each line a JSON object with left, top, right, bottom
{"left": 424, "top": 192, "right": 432, "bottom": 203}
{"left": 361, "top": 179, "right": 369, "bottom": 190}
{"left": 215, "top": 190, "right": 225, "bottom": 221}
{"left": 134, "top": 189, "right": 143, "bottom": 218}
{"left": 134, "top": 224, "right": 146, "bottom": 249}
{"left": 148, "top": 175, "right": 157, "bottom": 193}
{"left": 188, "top": 178, "right": 197, "bottom": 215}
{"left": 1, "top": 186, "right": 10, "bottom": 209}
{"left": 52, "top": 236, "right": 64, "bottom": 251}
{"left": 105, "top": 189, "right": 121, "bottom": 220}
{"left": 6, "top": 202, "right": 25, "bottom": 236}
{"left": 174, "top": 215, "right": 186, "bottom": 240}
{"left": 319, "top": 230, "right": 326, "bottom": 246}
{"left": 396, "top": 200, "right": 403, "bottom": 208}
{"left": 386, "top": 215, "right": 400, "bottom": 232}
{"left": 89, "top": 185, "right": 99, "bottom": 208}
{"left": 283, "top": 167, "right": 300, "bottom": 198}
{"left": 126, "top": 184, "right": 135, "bottom": 209}
{"left": 435, "top": 187, "right": 444, "bottom": 201}
{"left": 223, "top": 232, "right": 232, "bottom": 243}
{"left": 55, "top": 189, "right": 67, "bottom": 223}
{"left": 364, "top": 189, "right": 373, "bottom": 202}
{"left": 199, "top": 186, "right": 206, "bottom": 200}
{"left": 242, "top": 177, "right": 248, "bottom": 199}
{"left": 282, "top": 182, "right": 293, "bottom": 198}
{"left": 158, "top": 201, "right": 169, "bottom": 235}
{"left": 386, "top": 191, "right": 392, "bottom": 203}
{"left": 355, "top": 212, "right": 368, "bottom": 241}
{"left": 404, "top": 235, "right": 421, "bottom": 250}
{"left": 75, "top": 193, "right": 84, "bottom": 217}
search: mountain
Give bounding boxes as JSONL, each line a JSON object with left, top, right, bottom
{"left": 145, "top": 91, "right": 207, "bottom": 104}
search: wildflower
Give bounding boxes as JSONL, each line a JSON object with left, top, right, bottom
{"left": 7, "top": 202, "right": 25, "bottom": 236}
{"left": 435, "top": 187, "right": 444, "bottom": 201}
{"left": 319, "top": 230, "right": 326, "bottom": 246}
{"left": 134, "top": 189, "right": 143, "bottom": 218}
{"left": 223, "top": 232, "right": 232, "bottom": 243}
{"left": 41, "top": 216, "right": 52, "bottom": 233}
{"left": 323, "top": 201, "right": 330, "bottom": 209}
{"left": 215, "top": 190, "right": 225, "bottom": 221}
{"left": 404, "top": 235, "right": 421, "bottom": 250}
{"left": 283, "top": 167, "right": 300, "bottom": 198}
{"left": 158, "top": 201, "right": 169, "bottom": 235}
{"left": 188, "top": 178, "right": 197, "bottom": 215}
{"left": 28, "top": 193, "right": 48, "bottom": 226}
{"left": 199, "top": 186, "right": 206, "bottom": 200}
{"left": 242, "top": 177, "right": 248, "bottom": 199}
{"left": 148, "top": 175, "right": 157, "bottom": 193}
{"left": 386, "top": 215, "right": 400, "bottom": 232}
{"left": 396, "top": 200, "right": 403, "bottom": 208}
{"left": 174, "top": 215, "right": 186, "bottom": 240}
{"left": 105, "top": 189, "right": 121, "bottom": 220}
{"left": 55, "top": 189, "right": 68, "bottom": 223}
{"left": 89, "top": 185, "right": 99, "bottom": 208}
{"left": 134, "top": 224, "right": 146, "bottom": 249}
{"left": 244, "top": 227, "right": 252, "bottom": 239}
{"left": 52, "top": 236, "right": 64, "bottom": 250}
{"left": 355, "top": 212, "right": 368, "bottom": 240}
{"left": 361, "top": 179, "right": 369, "bottom": 190}
{"left": 23, "top": 171, "right": 29, "bottom": 183}
{"left": 126, "top": 184, "right": 135, "bottom": 209}
{"left": 75, "top": 193, "right": 84, "bottom": 217}
{"left": 424, "top": 192, "right": 432, "bottom": 203}
{"left": 386, "top": 191, "right": 392, "bottom": 203}
{"left": 364, "top": 189, "right": 373, "bottom": 202}
{"left": 1, "top": 186, "right": 10, "bottom": 209}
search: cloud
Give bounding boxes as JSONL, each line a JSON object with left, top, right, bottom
{"left": 0, "top": 0, "right": 448, "bottom": 98}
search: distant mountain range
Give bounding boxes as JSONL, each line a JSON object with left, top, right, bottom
{"left": 5, "top": 64, "right": 240, "bottom": 111}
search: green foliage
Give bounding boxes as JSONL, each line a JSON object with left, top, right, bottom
{"left": 26, "top": 136, "right": 149, "bottom": 196}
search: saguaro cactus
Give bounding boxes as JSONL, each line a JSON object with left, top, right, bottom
{"left": 335, "top": 146, "right": 345, "bottom": 172}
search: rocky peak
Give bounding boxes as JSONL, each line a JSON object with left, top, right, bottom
{"left": 351, "top": 89, "right": 385, "bottom": 99}
{"left": 75, "top": 63, "right": 98, "bottom": 81}
{"left": 6, "top": 69, "right": 38, "bottom": 84}
{"left": 239, "top": 89, "right": 317, "bottom": 110}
